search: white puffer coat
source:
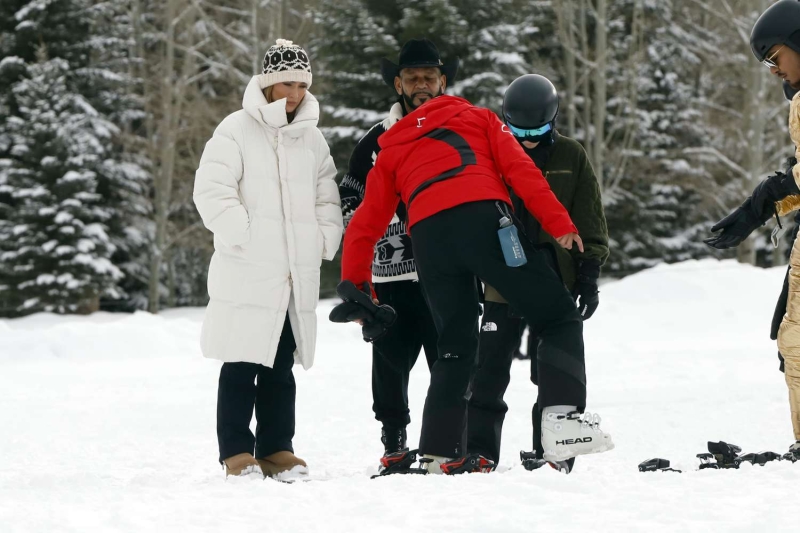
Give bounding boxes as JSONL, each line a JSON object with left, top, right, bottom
{"left": 193, "top": 77, "right": 342, "bottom": 369}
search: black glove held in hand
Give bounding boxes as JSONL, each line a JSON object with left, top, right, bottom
{"left": 573, "top": 260, "right": 600, "bottom": 320}
{"left": 704, "top": 197, "right": 771, "bottom": 250}
{"left": 329, "top": 281, "right": 397, "bottom": 343}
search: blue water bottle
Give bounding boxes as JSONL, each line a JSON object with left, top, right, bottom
{"left": 498, "top": 213, "right": 527, "bottom": 267}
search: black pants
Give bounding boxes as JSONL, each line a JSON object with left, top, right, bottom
{"left": 412, "top": 201, "right": 586, "bottom": 458}
{"left": 467, "top": 302, "right": 577, "bottom": 470}
{"left": 467, "top": 301, "right": 523, "bottom": 462}
{"left": 372, "top": 280, "right": 438, "bottom": 430}
{"left": 217, "top": 315, "right": 296, "bottom": 463}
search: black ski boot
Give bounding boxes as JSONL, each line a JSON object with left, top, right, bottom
{"left": 381, "top": 426, "right": 407, "bottom": 455}
{"left": 520, "top": 450, "right": 571, "bottom": 474}
{"left": 372, "top": 449, "right": 429, "bottom": 478}
{"left": 436, "top": 454, "right": 497, "bottom": 475}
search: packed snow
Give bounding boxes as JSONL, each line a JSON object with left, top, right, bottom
{"left": 1, "top": 259, "right": 799, "bottom": 532}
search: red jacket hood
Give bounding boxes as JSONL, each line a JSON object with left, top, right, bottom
{"left": 378, "top": 95, "right": 474, "bottom": 149}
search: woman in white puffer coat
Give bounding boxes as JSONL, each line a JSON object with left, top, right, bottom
{"left": 193, "top": 39, "right": 342, "bottom": 479}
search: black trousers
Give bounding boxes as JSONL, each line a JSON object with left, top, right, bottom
{"left": 217, "top": 315, "right": 297, "bottom": 463}
{"left": 372, "top": 280, "right": 438, "bottom": 430}
{"left": 467, "top": 301, "right": 523, "bottom": 462}
{"left": 467, "top": 302, "right": 577, "bottom": 470}
{"left": 411, "top": 201, "right": 586, "bottom": 458}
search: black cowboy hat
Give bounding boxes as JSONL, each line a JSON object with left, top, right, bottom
{"left": 380, "top": 38, "right": 459, "bottom": 88}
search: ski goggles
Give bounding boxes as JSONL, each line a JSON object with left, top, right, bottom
{"left": 763, "top": 45, "right": 784, "bottom": 69}
{"left": 506, "top": 122, "right": 553, "bottom": 139}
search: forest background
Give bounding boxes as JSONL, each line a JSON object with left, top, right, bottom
{"left": 0, "top": 0, "right": 793, "bottom": 316}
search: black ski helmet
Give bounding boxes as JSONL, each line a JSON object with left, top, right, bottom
{"left": 502, "top": 74, "right": 559, "bottom": 144}
{"left": 750, "top": 0, "right": 800, "bottom": 63}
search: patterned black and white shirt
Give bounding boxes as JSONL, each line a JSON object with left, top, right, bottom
{"left": 339, "top": 103, "right": 418, "bottom": 283}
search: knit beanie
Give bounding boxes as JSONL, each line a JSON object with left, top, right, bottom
{"left": 257, "top": 39, "right": 312, "bottom": 89}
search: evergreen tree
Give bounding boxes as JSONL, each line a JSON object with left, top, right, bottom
{"left": 0, "top": 0, "right": 148, "bottom": 314}
{"left": 0, "top": 56, "right": 123, "bottom": 315}
{"left": 312, "top": 0, "right": 530, "bottom": 174}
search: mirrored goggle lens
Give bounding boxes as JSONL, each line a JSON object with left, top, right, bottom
{"left": 507, "top": 122, "right": 552, "bottom": 138}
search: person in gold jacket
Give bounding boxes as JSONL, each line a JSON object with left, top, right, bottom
{"left": 706, "top": 0, "right": 800, "bottom": 460}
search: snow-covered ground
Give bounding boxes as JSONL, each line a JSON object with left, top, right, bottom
{"left": 1, "top": 259, "right": 798, "bottom": 532}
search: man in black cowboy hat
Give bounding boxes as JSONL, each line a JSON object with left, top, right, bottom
{"left": 339, "top": 38, "right": 459, "bottom": 463}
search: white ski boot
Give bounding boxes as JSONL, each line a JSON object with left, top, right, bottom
{"left": 420, "top": 454, "right": 453, "bottom": 474}
{"left": 541, "top": 406, "right": 614, "bottom": 462}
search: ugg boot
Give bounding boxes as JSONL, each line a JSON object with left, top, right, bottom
{"left": 258, "top": 451, "right": 308, "bottom": 480}
{"left": 223, "top": 453, "right": 262, "bottom": 477}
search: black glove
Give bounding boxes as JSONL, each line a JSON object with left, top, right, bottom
{"left": 704, "top": 197, "right": 771, "bottom": 250}
{"left": 573, "top": 260, "right": 600, "bottom": 321}
{"left": 750, "top": 171, "right": 800, "bottom": 218}
{"left": 329, "top": 280, "right": 397, "bottom": 343}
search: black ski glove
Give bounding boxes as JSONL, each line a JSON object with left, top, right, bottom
{"left": 704, "top": 197, "right": 772, "bottom": 250}
{"left": 573, "top": 260, "right": 600, "bottom": 320}
{"left": 750, "top": 170, "right": 800, "bottom": 218}
{"left": 329, "top": 280, "right": 397, "bottom": 343}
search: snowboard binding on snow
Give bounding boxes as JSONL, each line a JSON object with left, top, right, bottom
{"left": 329, "top": 281, "right": 397, "bottom": 342}
{"left": 697, "top": 441, "right": 742, "bottom": 469}
{"left": 520, "top": 451, "right": 571, "bottom": 474}
{"left": 638, "top": 458, "right": 681, "bottom": 473}
{"left": 697, "top": 441, "right": 783, "bottom": 469}
{"left": 434, "top": 454, "right": 497, "bottom": 475}
{"left": 372, "top": 449, "right": 429, "bottom": 478}
{"left": 371, "top": 451, "right": 496, "bottom": 478}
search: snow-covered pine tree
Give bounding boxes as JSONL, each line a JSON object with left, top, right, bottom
{"left": 400, "top": 0, "right": 529, "bottom": 110}
{"left": 0, "top": 0, "right": 148, "bottom": 314}
{"left": 309, "top": 0, "right": 399, "bottom": 177}
{"left": 0, "top": 55, "right": 123, "bottom": 315}
{"left": 312, "top": 0, "right": 531, "bottom": 174}
{"left": 603, "top": 0, "right": 716, "bottom": 275}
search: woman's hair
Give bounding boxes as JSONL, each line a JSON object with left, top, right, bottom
{"left": 263, "top": 85, "right": 299, "bottom": 123}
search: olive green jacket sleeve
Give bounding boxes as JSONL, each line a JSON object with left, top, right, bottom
{"left": 568, "top": 142, "right": 609, "bottom": 268}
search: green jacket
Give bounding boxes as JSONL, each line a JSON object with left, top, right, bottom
{"left": 485, "top": 133, "right": 609, "bottom": 303}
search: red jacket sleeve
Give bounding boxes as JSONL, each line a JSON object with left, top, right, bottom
{"left": 486, "top": 111, "right": 577, "bottom": 238}
{"left": 340, "top": 151, "right": 400, "bottom": 289}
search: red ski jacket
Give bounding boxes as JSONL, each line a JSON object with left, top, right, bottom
{"left": 341, "top": 95, "right": 577, "bottom": 288}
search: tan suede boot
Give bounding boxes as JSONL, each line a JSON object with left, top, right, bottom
{"left": 257, "top": 451, "right": 308, "bottom": 480}
{"left": 223, "top": 453, "right": 262, "bottom": 477}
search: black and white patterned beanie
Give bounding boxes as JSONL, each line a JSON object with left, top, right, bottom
{"left": 258, "top": 39, "right": 312, "bottom": 88}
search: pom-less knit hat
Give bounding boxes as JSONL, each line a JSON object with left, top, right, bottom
{"left": 258, "top": 39, "right": 312, "bottom": 89}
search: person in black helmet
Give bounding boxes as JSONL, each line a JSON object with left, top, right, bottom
{"left": 706, "top": 0, "right": 800, "bottom": 460}
{"left": 467, "top": 74, "right": 609, "bottom": 472}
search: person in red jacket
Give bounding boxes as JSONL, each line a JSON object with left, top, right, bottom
{"left": 341, "top": 94, "right": 614, "bottom": 474}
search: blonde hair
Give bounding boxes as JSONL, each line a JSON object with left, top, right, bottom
{"left": 262, "top": 85, "right": 299, "bottom": 123}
